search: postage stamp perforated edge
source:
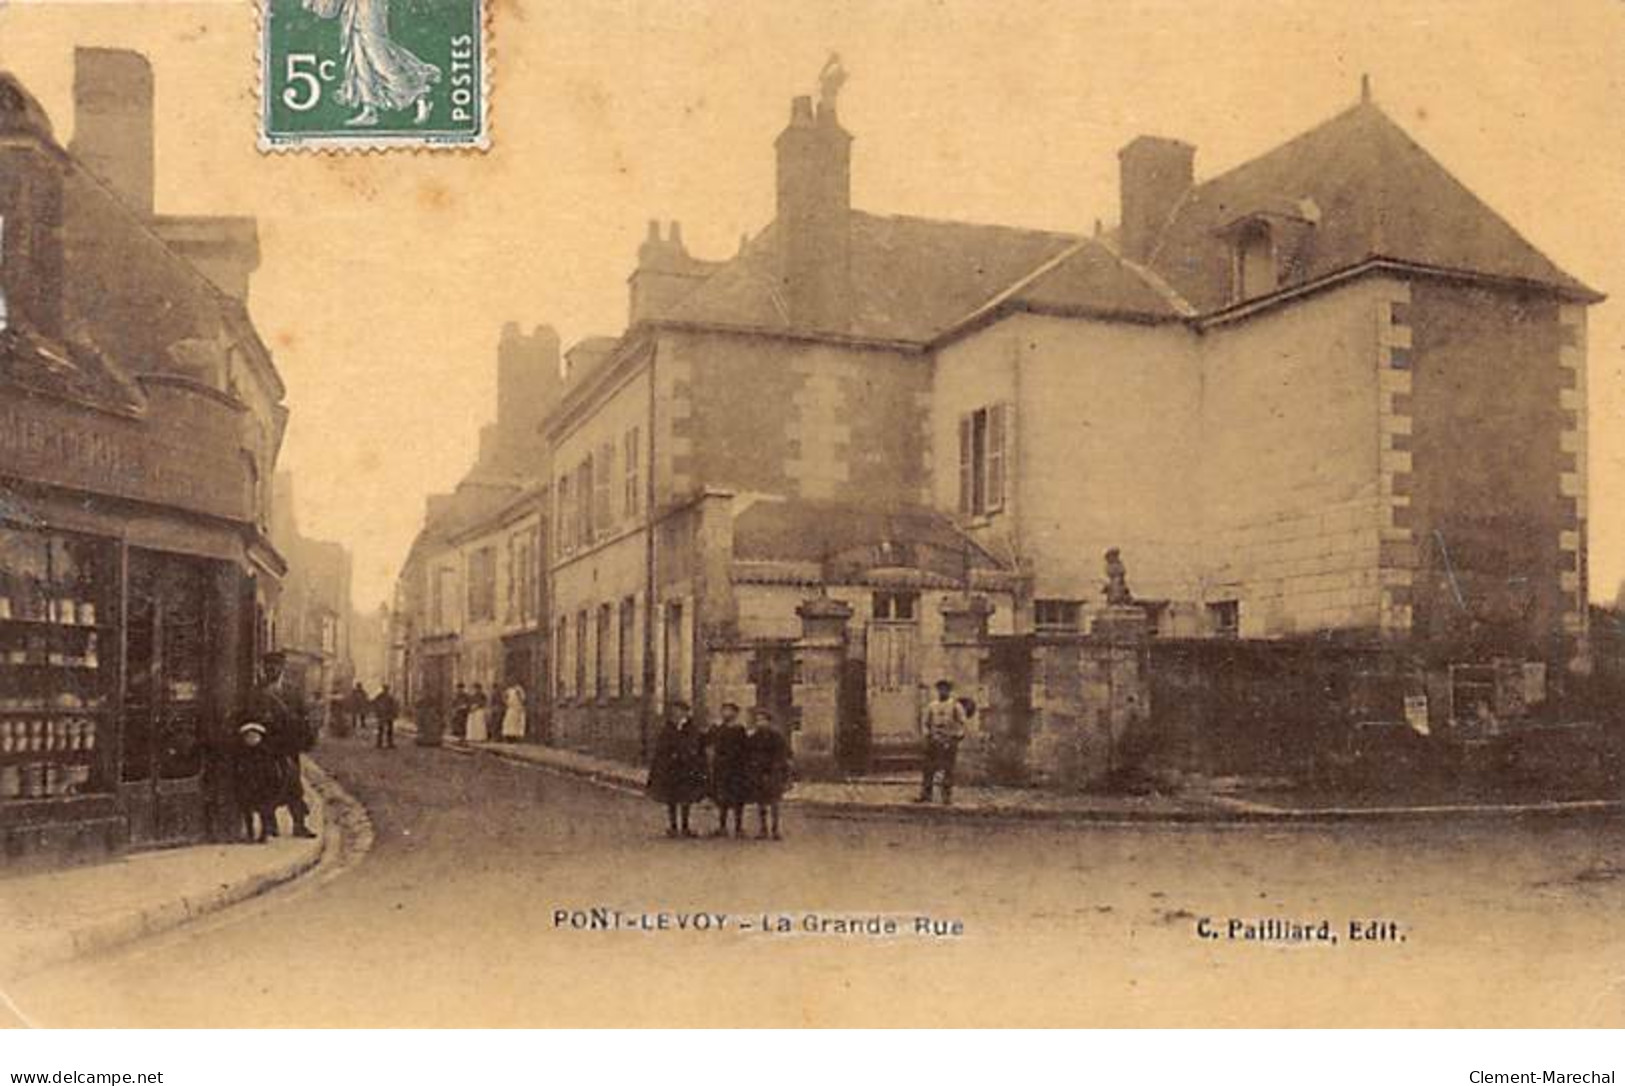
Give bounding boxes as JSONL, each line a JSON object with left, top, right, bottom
{"left": 255, "top": 0, "right": 492, "bottom": 154}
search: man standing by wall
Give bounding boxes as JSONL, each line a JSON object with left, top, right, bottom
{"left": 255, "top": 651, "right": 317, "bottom": 838}
{"left": 916, "top": 679, "right": 968, "bottom": 805}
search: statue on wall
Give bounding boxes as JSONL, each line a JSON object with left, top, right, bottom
{"left": 818, "top": 53, "right": 848, "bottom": 115}
{"left": 1103, "top": 547, "right": 1133, "bottom": 606}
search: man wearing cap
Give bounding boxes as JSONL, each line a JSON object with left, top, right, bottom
{"left": 916, "top": 679, "right": 968, "bottom": 805}
{"left": 252, "top": 652, "right": 317, "bottom": 839}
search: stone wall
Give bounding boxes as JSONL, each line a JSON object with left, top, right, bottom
{"left": 1197, "top": 277, "right": 1390, "bottom": 637}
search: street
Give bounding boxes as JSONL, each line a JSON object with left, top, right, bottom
{"left": 8, "top": 735, "right": 1625, "bottom": 1027}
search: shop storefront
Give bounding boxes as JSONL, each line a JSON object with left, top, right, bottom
{"left": 1, "top": 381, "right": 283, "bottom": 868}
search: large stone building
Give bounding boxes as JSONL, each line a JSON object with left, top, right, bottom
{"left": 390, "top": 324, "right": 556, "bottom": 728}
{"left": 538, "top": 73, "right": 1598, "bottom": 775}
{"left": 1, "top": 50, "right": 288, "bottom": 861}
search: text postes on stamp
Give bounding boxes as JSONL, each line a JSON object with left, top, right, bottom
{"left": 259, "top": 0, "right": 487, "bottom": 151}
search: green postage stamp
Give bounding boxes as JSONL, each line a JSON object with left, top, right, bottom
{"left": 259, "top": 0, "right": 488, "bottom": 151}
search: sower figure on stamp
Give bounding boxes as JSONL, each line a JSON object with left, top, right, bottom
{"left": 254, "top": 651, "right": 318, "bottom": 839}
{"left": 916, "top": 679, "right": 968, "bottom": 806}
{"left": 742, "top": 707, "right": 792, "bottom": 841}
{"left": 300, "top": 0, "right": 441, "bottom": 127}
{"left": 707, "top": 702, "right": 749, "bottom": 838}
{"left": 647, "top": 699, "right": 707, "bottom": 838}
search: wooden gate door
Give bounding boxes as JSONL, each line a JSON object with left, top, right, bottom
{"left": 865, "top": 619, "right": 920, "bottom": 769}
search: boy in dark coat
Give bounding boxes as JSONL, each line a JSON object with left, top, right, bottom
{"left": 706, "top": 702, "right": 749, "bottom": 838}
{"left": 742, "top": 707, "right": 792, "bottom": 841}
{"left": 646, "top": 700, "right": 708, "bottom": 837}
{"left": 233, "top": 722, "right": 283, "bottom": 843}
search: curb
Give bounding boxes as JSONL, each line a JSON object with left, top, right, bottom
{"left": 427, "top": 729, "right": 1625, "bottom": 827}
{"left": 4, "top": 763, "right": 363, "bottom": 982}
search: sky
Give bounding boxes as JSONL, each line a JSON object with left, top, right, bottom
{"left": 1, "top": 0, "right": 1621, "bottom": 612}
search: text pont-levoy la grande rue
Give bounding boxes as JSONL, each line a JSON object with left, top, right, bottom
{"left": 552, "top": 908, "right": 964, "bottom": 937}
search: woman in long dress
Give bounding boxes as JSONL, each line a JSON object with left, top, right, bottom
{"left": 500, "top": 684, "right": 527, "bottom": 742}
{"left": 302, "top": 0, "right": 441, "bottom": 127}
{"left": 465, "top": 683, "right": 489, "bottom": 743}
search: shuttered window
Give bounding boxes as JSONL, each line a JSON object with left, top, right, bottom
{"left": 957, "top": 402, "right": 1011, "bottom": 517}
{"left": 594, "top": 440, "right": 615, "bottom": 536}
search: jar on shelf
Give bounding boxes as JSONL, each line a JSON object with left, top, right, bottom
{"left": 79, "top": 601, "right": 97, "bottom": 627}
{"left": 0, "top": 764, "right": 20, "bottom": 799}
{"left": 84, "top": 721, "right": 97, "bottom": 750}
{"left": 0, "top": 720, "right": 14, "bottom": 753}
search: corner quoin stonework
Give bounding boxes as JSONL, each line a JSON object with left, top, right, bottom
{"left": 1558, "top": 302, "right": 1588, "bottom": 645}
{"left": 1376, "top": 279, "right": 1415, "bottom": 639}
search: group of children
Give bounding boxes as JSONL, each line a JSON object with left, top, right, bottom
{"left": 647, "top": 701, "right": 792, "bottom": 840}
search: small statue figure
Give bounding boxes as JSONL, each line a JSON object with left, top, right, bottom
{"left": 1103, "top": 547, "right": 1133, "bottom": 606}
{"left": 818, "top": 53, "right": 848, "bottom": 114}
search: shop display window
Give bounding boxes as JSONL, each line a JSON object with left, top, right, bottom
{"left": 0, "top": 526, "right": 117, "bottom": 802}
{"left": 124, "top": 551, "right": 211, "bottom": 783}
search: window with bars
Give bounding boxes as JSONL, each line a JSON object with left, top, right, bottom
{"left": 1034, "top": 599, "right": 1082, "bottom": 632}
{"left": 1207, "top": 600, "right": 1240, "bottom": 639}
{"left": 958, "top": 403, "right": 1009, "bottom": 517}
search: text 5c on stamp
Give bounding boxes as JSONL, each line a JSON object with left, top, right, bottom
{"left": 259, "top": 0, "right": 488, "bottom": 151}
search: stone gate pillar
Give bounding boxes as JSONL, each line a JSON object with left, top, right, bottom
{"left": 939, "top": 595, "right": 994, "bottom": 779}
{"left": 1088, "top": 605, "right": 1150, "bottom": 789}
{"left": 791, "top": 596, "right": 852, "bottom": 777}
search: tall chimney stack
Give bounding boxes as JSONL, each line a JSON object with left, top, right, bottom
{"left": 1118, "top": 135, "right": 1194, "bottom": 265}
{"left": 774, "top": 91, "right": 852, "bottom": 331}
{"left": 0, "top": 74, "right": 66, "bottom": 339}
{"left": 70, "top": 48, "right": 155, "bottom": 217}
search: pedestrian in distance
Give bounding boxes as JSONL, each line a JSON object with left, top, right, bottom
{"left": 466, "top": 682, "right": 490, "bottom": 742}
{"left": 347, "top": 681, "right": 371, "bottom": 737}
{"left": 252, "top": 652, "right": 318, "bottom": 838}
{"left": 916, "top": 678, "right": 968, "bottom": 806}
{"left": 646, "top": 699, "right": 708, "bottom": 838}
{"left": 373, "top": 684, "right": 399, "bottom": 749}
{"left": 706, "top": 702, "right": 749, "bottom": 838}
{"left": 232, "top": 722, "right": 282, "bottom": 844}
{"left": 742, "top": 706, "right": 792, "bottom": 841}
{"left": 501, "top": 682, "right": 527, "bottom": 742}
{"left": 449, "top": 682, "right": 471, "bottom": 739}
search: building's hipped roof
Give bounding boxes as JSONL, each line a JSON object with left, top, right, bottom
{"left": 1147, "top": 101, "right": 1600, "bottom": 312}
{"left": 733, "top": 498, "right": 1005, "bottom": 571}
{"left": 1006, "top": 241, "right": 1191, "bottom": 321}
{"left": 661, "top": 212, "right": 1085, "bottom": 345}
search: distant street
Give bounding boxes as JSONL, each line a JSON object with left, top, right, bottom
{"left": 10, "top": 735, "right": 1625, "bottom": 1027}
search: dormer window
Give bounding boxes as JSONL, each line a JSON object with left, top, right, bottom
{"left": 1233, "top": 220, "right": 1276, "bottom": 302}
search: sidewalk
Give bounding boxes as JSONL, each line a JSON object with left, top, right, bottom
{"left": 396, "top": 721, "right": 1625, "bottom": 824}
{"left": 0, "top": 763, "right": 351, "bottom": 983}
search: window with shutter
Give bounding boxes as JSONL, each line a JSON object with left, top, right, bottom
{"left": 556, "top": 474, "right": 572, "bottom": 555}
{"left": 624, "top": 426, "right": 641, "bottom": 519}
{"left": 595, "top": 440, "right": 615, "bottom": 535}
{"left": 958, "top": 414, "right": 973, "bottom": 515}
{"left": 576, "top": 456, "right": 594, "bottom": 545}
{"left": 986, "top": 402, "right": 1007, "bottom": 512}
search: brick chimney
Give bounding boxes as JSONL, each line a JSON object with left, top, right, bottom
{"left": 628, "top": 221, "right": 713, "bottom": 325}
{"left": 774, "top": 94, "right": 851, "bottom": 330}
{"left": 0, "top": 73, "right": 67, "bottom": 339}
{"left": 1118, "top": 135, "right": 1194, "bottom": 264}
{"left": 70, "top": 48, "right": 155, "bottom": 217}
